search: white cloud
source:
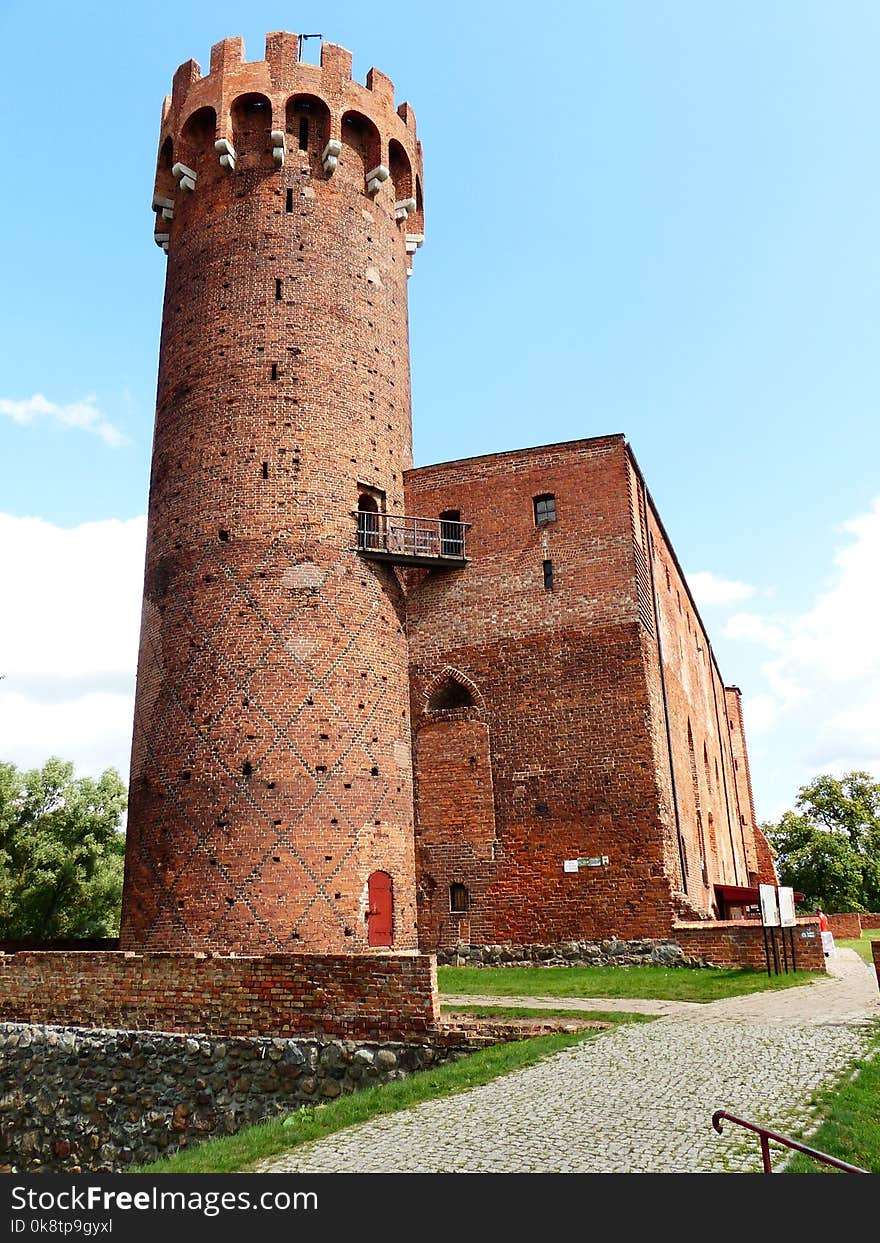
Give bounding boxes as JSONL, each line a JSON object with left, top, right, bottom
{"left": 723, "top": 612, "right": 785, "bottom": 647}
{"left": 689, "top": 570, "right": 756, "bottom": 606}
{"left": 0, "top": 513, "right": 146, "bottom": 779}
{"left": 724, "top": 497, "right": 880, "bottom": 814}
{"left": 0, "top": 393, "right": 126, "bottom": 447}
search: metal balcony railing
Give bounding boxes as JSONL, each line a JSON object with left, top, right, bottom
{"left": 354, "top": 512, "right": 470, "bottom": 568}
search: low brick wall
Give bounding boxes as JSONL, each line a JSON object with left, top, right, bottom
{"left": 860, "top": 913, "right": 880, "bottom": 930}
{"left": 0, "top": 1022, "right": 490, "bottom": 1173}
{"left": 0, "top": 951, "right": 440, "bottom": 1040}
{"left": 872, "top": 940, "right": 880, "bottom": 989}
{"left": 673, "top": 919, "right": 825, "bottom": 972}
{"left": 826, "top": 913, "right": 863, "bottom": 939}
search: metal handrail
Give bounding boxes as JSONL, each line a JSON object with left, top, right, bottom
{"left": 352, "top": 510, "right": 472, "bottom": 529}
{"left": 353, "top": 511, "right": 470, "bottom": 560}
{"left": 712, "top": 1110, "right": 868, "bottom": 1174}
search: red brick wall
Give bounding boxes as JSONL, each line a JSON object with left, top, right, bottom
{"left": 0, "top": 952, "right": 440, "bottom": 1040}
{"left": 642, "top": 486, "right": 754, "bottom": 914}
{"left": 404, "top": 438, "right": 764, "bottom": 950}
{"left": 826, "top": 913, "right": 862, "bottom": 939}
{"left": 872, "top": 939, "right": 880, "bottom": 989}
{"left": 724, "top": 686, "right": 768, "bottom": 883}
{"left": 405, "top": 439, "right": 677, "bottom": 947}
{"left": 414, "top": 716, "right": 498, "bottom": 948}
{"left": 751, "top": 827, "right": 778, "bottom": 886}
{"left": 860, "top": 913, "right": 880, "bottom": 929}
{"left": 674, "top": 920, "right": 826, "bottom": 972}
{"left": 123, "top": 35, "right": 424, "bottom": 953}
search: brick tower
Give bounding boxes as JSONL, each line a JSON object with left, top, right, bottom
{"left": 121, "top": 33, "right": 427, "bottom": 953}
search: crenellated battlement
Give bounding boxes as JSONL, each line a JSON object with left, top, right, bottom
{"left": 152, "top": 31, "right": 424, "bottom": 260}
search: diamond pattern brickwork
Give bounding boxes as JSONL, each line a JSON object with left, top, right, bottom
{"left": 121, "top": 43, "right": 422, "bottom": 953}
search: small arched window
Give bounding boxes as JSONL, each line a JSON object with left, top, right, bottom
{"left": 450, "top": 883, "right": 469, "bottom": 913}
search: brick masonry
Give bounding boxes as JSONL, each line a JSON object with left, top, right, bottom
{"left": 673, "top": 919, "right": 825, "bottom": 972}
{"left": 115, "top": 31, "right": 775, "bottom": 987}
{"left": 405, "top": 439, "right": 774, "bottom": 950}
{"left": 122, "top": 34, "right": 425, "bottom": 954}
{"left": 825, "top": 912, "right": 863, "bottom": 939}
{"left": 0, "top": 952, "right": 439, "bottom": 1041}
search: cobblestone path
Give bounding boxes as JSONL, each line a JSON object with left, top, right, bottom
{"left": 258, "top": 951, "right": 879, "bottom": 1173}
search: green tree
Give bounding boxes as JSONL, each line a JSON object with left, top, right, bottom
{"left": 764, "top": 771, "right": 880, "bottom": 913}
{"left": 0, "top": 757, "right": 126, "bottom": 939}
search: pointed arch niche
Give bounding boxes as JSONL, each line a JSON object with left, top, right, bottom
{"left": 424, "top": 667, "right": 485, "bottom": 715}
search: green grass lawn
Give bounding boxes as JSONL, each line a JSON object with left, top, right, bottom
{"left": 133, "top": 1024, "right": 616, "bottom": 1174}
{"left": 785, "top": 1024, "right": 880, "bottom": 1173}
{"left": 440, "top": 1003, "right": 655, "bottom": 1024}
{"left": 439, "top": 964, "right": 821, "bottom": 1003}
{"left": 837, "top": 929, "right": 880, "bottom": 963}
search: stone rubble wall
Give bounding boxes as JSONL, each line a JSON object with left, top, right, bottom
{"left": 0, "top": 1023, "right": 484, "bottom": 1174}
{"left": 437, "top": 924, "right": 826, "bottom": 972}
{"left": 436, "top": 938, "right": 699, "bottom": 968}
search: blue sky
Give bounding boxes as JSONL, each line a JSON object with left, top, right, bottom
{"left": 1, "top": 0, "right": 878, "bottom": 819}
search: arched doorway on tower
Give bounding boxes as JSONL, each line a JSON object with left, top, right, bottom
{"left": 367, "top": 870, "right": 393, "bottom": 946}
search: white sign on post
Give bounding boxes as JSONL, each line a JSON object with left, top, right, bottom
{"left": 759, "top": 883, "right": 780, "bottom": 927}
{"left": 777, "top": 887, "right": 796, "bottom": 928}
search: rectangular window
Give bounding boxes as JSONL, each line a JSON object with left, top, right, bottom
{"left": 534, "top": 493, "right": 556, "bottom": 525}
{"left": 285, "top": 188, "right": 294, "bottom": 213}
{"left": 450, "top": 883, "right": 469, "bottom": 913}
{"left": 275, "top": 278, "right": 283, "bottom": 300}
{"left": 542, "top": 559, "right": 554, "bottom": 591}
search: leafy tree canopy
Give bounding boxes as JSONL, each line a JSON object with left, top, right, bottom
{"left": 763, "top": 771, "right": 880, "bottom": 913}
{"left": 0, "top": 757, "right": 126, "bottom": 939}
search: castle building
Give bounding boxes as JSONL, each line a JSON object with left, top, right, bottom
{"left": 121, "top": 32, "right": 775, "bottom": 960}
{"left": 405, "top": 438, "right": 776, "bottom": 951}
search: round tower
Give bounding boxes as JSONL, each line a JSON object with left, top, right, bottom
{"left": 121, "top": 33, "right": 426, "bottom": 953}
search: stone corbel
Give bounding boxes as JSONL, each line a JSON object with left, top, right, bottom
{"left": 171, "top": 162, "right": 197, "bottom": 193}
{"left": 366, "top": 164, "right": 389, "bottom": 196}
{"left": 152, "top": 194, "right": 175, "bottom": 221}
{"left": 271, "top": 130, "right": 286, "bottom": 167}
{"left": 322, "top": 139, "right": 341, "bottom": 176}
{"left": 395, "top": 197, "right": 417, "bottom": 222}
{"left": 155, "top": 232, "right": 170, "bottom": 253}
{"left": 214, "top": 138, "right": 236, "bottom": 173}
{"left": 405, "top": 232, "right": 425, "bottom": 254}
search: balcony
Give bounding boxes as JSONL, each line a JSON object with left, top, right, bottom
{"left": 354, "top": 512, "right": 470, "bottom": 568}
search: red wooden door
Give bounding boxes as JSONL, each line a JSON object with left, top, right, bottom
{"left": 368, "top": 871, "right": 393, "bottom": 946}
